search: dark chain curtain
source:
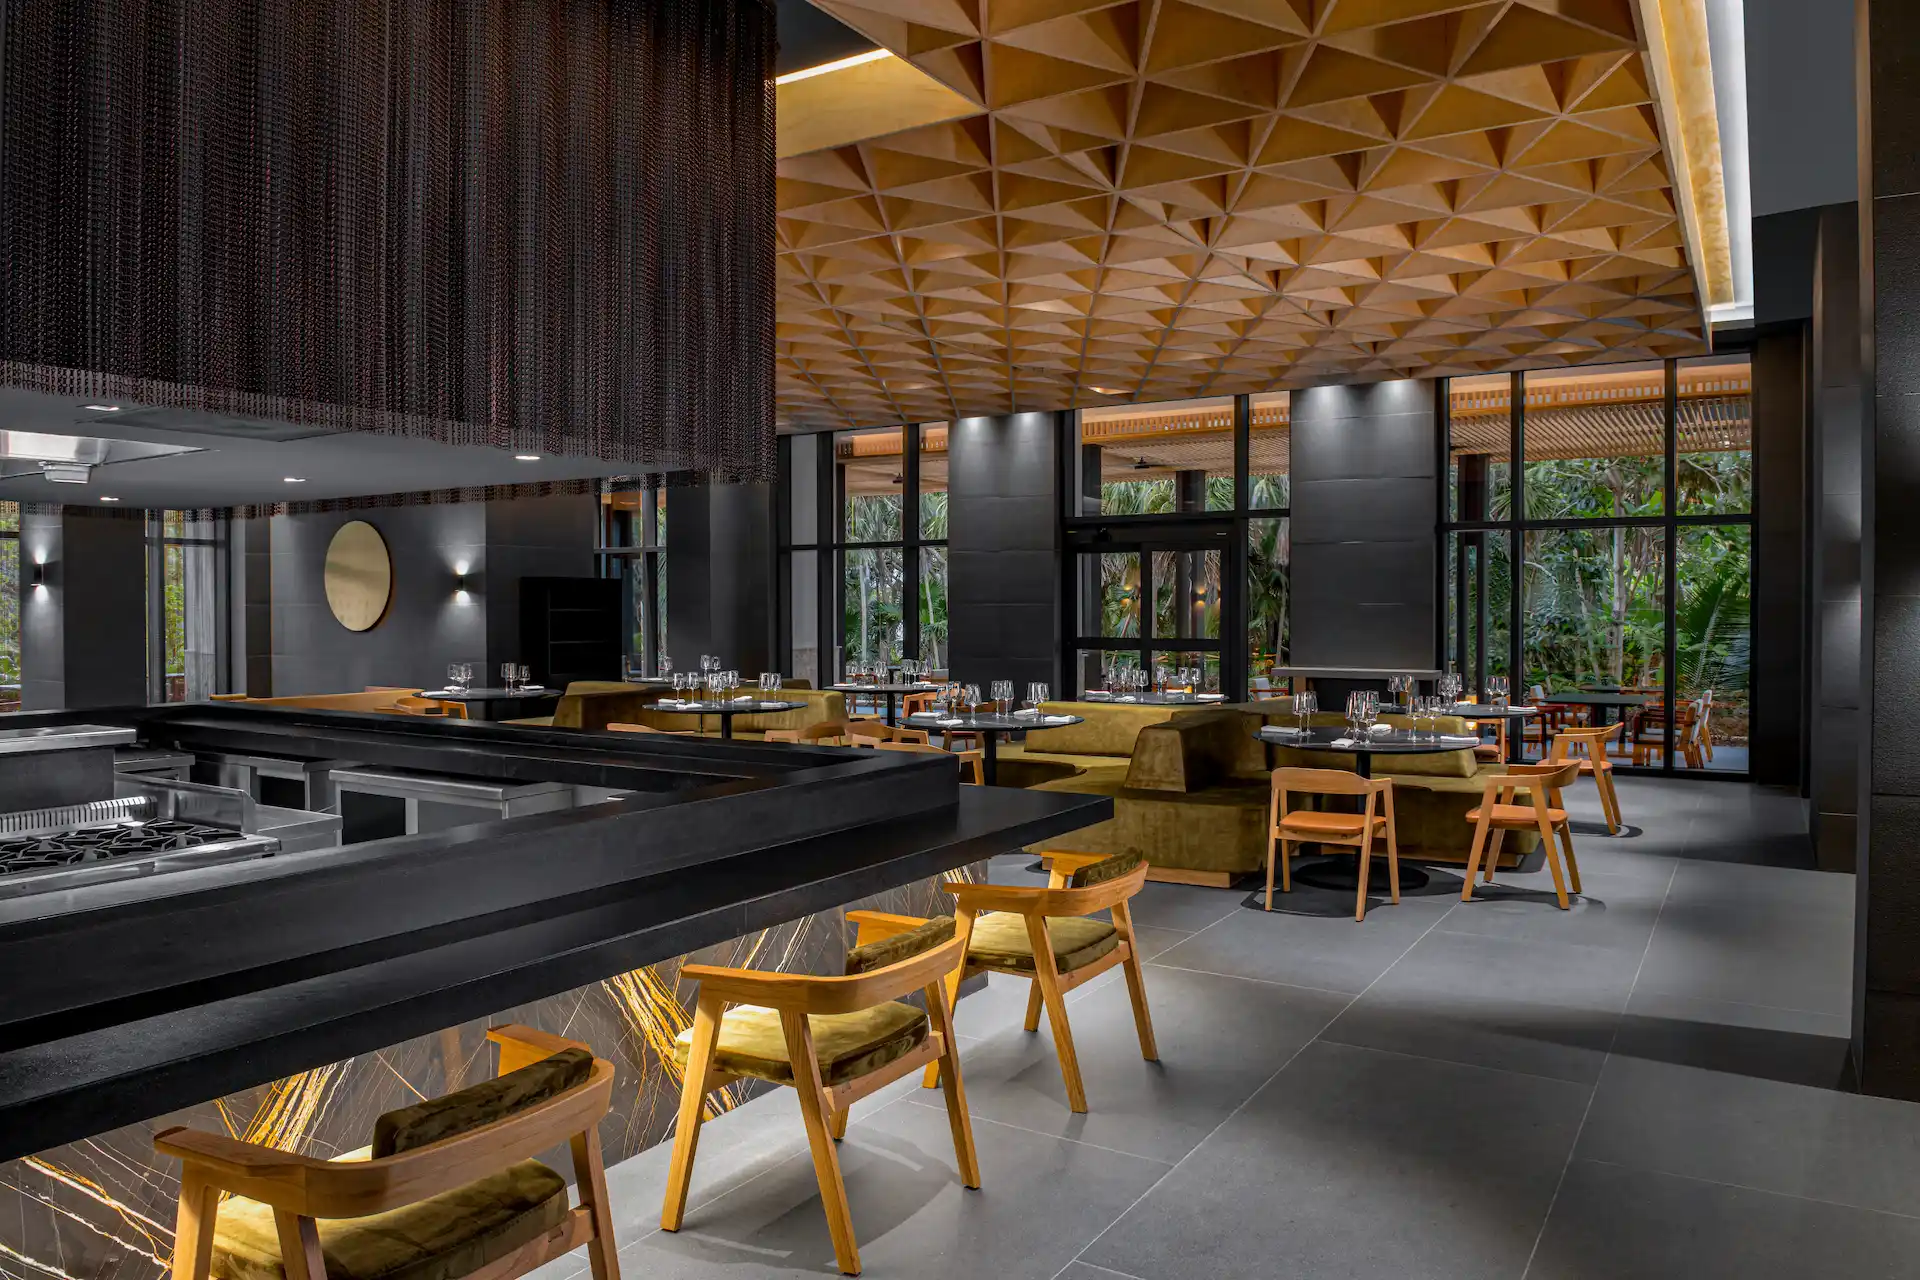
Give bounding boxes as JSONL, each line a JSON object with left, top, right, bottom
{"left": 0, "top": 0, "right": 776, "bottom": 482}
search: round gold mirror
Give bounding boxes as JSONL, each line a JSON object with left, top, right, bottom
{"left": 324, "top": 520, "right": 393, "bottom": 632}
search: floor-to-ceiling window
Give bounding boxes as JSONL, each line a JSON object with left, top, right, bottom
{"left": 1065, "top": 394, "right": 1289, "bottom": 699}
{"left": 776, "top": 424, "right": 950, "bottom": 682}
{"left": 148, "top": 511, "right": 227, "bottom": 702}
{"left": 597, "top": 484, "right": 666, "bottom": 676}
{"left": 1445, "top": 355, "right": 1753, "bottom": 774}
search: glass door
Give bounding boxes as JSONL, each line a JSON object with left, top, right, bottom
{"left": 1069, "top": 523, "right": 1230, "bottom": 696}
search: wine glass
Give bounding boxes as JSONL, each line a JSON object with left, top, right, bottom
{"left": 760, "top": 672, "right": 780, "bottom": 697}
{"left": 1028, "top": 681, "right": 1049, "bottom": 711}
{"left": 1295, "top": 688, "right": 1316, "bottom": 734}
{"left": 517, "top": 664, "right": 532, "bottom": 689}
{"left": 1490, "top": 675, "right": 1510, "bottom": 705}
{"left": 991, "top": 680, "right": 1013, "bottom": 715}
{"left": 659, "top": 654, "right": 672, "bottom": 678}
{"left": 500, "top": 662, "right": 515, "bottom": 691}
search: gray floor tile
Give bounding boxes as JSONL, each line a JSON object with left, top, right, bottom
{"left": 925, "top": 963, "right": 1347, "bottom": 1162}
{"left": 1123, "top": 881, "right": 1246, "bottom": 933}
{"left": 1633, "top": 899, "right": 1853, "bottom": 1015}
{"left": 1080, "top": 1042, "right": 1591, "bottom": 1280}
{"left": 1438, "top": 866, "right": 1672, "bottom": 952}
{"left": 626, "top": 1092, "right": 1167, "bottom": 1280}
{"left": 1054, "top": 1264, "right": 1150, "bottom": 1280}
{"left": 1663, "top": 859, "right": 1852, "bottom": 915}
{"left": 1526, "top": 1159, "right": 1920, "bottom": 1279}
{"left": 1575, "top": 1056, "right": 1920, "bottom": 1218}
{"left": 1609, "top": 989, "right": 1853, "bottom": 1088}
{"left": 1125, "top": 924, "right": 1192, "bottom": 962}
{"left": 1151, "top": 893, "right": 1450, "bottom": 995}
{"left": 1321, "top": 929, "right": 1643, "bottom": 1083}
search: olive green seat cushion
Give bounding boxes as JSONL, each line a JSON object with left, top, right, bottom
{"left": 671, "top": 1002, "right": 928, "bottom": 1087}
{"left": 844, "top": 914, "right": 955, "bottom": 975}
{"left": 210, "top": 1158, "right": 568, "bottom": 1280}
{"left": 551, "top": 682, "right": 664, "bottom": 732}
{"left": 1023, "top": 702, "right": 1179, "bottom": 756}
{"left": 967, "top": 913, "right": 1119, "bottom": 972}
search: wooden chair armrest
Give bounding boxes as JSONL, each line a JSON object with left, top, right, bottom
{"left": 845, "top": 909, "right": 931, "bottom": 947}
{"left": 155, "top": 1127, "right": 333, "bottom": 1179}
{"left": 942, "top": 879, "right": 1047, "bottom": 914}
{"left": 945, "top": 865, "right": 1148, "bottom": 917}
{"left": 684, "top": 934, "right": 966, "bottom": 1016}
{"left": 1034, "top": 850, "right": 1110, "bottom": 874}
{"left": 486, "top": 1023, "right": 588, "bottom": 1075}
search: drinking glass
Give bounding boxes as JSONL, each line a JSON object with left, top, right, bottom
{"left": 990, "top": 680, "right": 1013, "bottom": 715}
{"left": 516, "top": 664, "right": 532, "bottom": 690}
{"left": 1028, "top": 681, "right": 1049, "bottom": 711}
{"left": 659, "top": 654, "right": 672, "bottom": 677}
{"left": 1490, "top": 675, "right": 1510, "bottom": 705}
{"left": 760, "top": 672, "right": 780, "bottom": 696}
{"left": 1295, "top": 689, "right": 1316, "bottom": 733}
{"left": 961, "top": 683, "right": 982, "bottom": 716}
{"left": 501, "top": 662, "right": 515, "bottom": 691}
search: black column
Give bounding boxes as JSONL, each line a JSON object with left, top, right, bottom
{"left": 20, "top": 508, "right": 148, "bottom": 710}
{"left": 1288, "top": 380, "right": 1440, "bottom": 671}
{"left": 947, "top": 412, "right": 1063, "bottom": 692}
{"left": 665, "top": 477, "right": 775, "bottom": 674}
{"left": 1859, "top": 0, "right": 1920, "bottom": 1098}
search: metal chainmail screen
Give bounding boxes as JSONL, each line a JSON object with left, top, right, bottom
{"left": 0, "top": 0, "right": 776, "bottom": 483}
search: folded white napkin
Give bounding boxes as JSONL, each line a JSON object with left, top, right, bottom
{"left": 1368, "top": 723, "right": 1393, "bottom": 736}
{"left": 1440, "top": 734, "right": 1480, "bottom": 744}
{"left": 1013, "top": 707, "right": 1040, "bottom": 718}
{"left": 1117, "top": 695, "right": 1139, "bottom": 703}
{"left": 1197, "top": 693, "right": 1225, "bottom": 701}
{"left": 731, "top": 695, "right": 754, "bottom": 703}
{"left": 1331, "top": 737, "right": 1360, "bottom": 748}
{"left": 1266, "top": 725, "right": 1305, "bottom": 735}
{"left": 1043, "top": 715, "right": 1072, "bottom": 724}
{"left": 935, "top": 717, "right": 965, "bottom": 727}
{"left": 658, "top": 698, "right": 685, "bottom": 707}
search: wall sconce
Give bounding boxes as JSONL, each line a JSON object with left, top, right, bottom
{"left": 29, "top": 561, "right": 46, "bottom": 592}
{"left": 454, "top": 561, "right": 470, "bottom": 603}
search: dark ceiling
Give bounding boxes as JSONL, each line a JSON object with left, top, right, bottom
{"left": 775, "top": 0, "right": 874, "bottom": 75}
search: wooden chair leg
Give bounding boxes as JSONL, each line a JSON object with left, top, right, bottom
{"left": 572, "top": 1124, "right": 623, "bottom": 1280}
{"left": 1114, "top": 903, "right": 1158, "bottom": 1061}
{"left": 922, "top": 963, "right": 964, "bottom": 1090}
{"left": 171, "top": 1173, "right": 220, "bottom": 1280}
{"left": 830, "top": 1106, "right": 851, "bottom": 1141}
{"left": 272, "top": 1212, "right": 326, "bottom": 1280}
{"left": 1383, "top": 819, "right": 1400, "bottom": 905}
{"left": 924, "top": 979, "right": 981, "bottom": 1189}
{"left": 1280, "top": 836, "right": 1292, "bottom": 892}
{"left": 1485, "top": 828, "right": 1506, "bottom": 882}
{"left": 661, "top": 1001, "right": 720, "bottom": 1232}
{"left": 782, "top": 1014, "right": 861, "bottom": 1276}
{"left": 1023, "top": 979, "right": 1044, "bottom": 1032}
{"left": 1264, "top": 829, "right": 1278, "bottom": 911}
{"left": 1461, "top": 813, "right": 1493, "bottom": 901}
{"left": 1538, "top": 816, "right": 1570, "bottom": 910}
{"left": 1353, "top": 832, "right": 1371, "bottom": 922}
{"left": 1026, "top": 917, "right": 1088, "bottom": 1112}
{"left": 1557, "top": 821, "right": 1582, "bottom": 895}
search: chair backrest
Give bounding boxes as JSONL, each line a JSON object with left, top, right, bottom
{"left": 943, "top": 855, "right": 1149, "bottom": 922}
{"left": 1549, "top": 722, "right": 1621, "bottom": 760}
{"left": 1487, "top": 760, "right": 1582, "bottom": 804}
{"left": 687, "top": 932, "right": 969, "bottom": 1016}
{"left": 847, "top": 720, "right": 929, "bottom": 744}
{"left": 1270, "top": 765, "right": 1383, "bottom": 797}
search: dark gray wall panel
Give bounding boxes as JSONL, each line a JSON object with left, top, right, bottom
{"left": 666, "top": 479, "right": 774, "bottom": 673}
{"left": 1751, "top": 326, "right": 1807, "bottom": 786}
{"left": 482, "top": 495, "right": 596, "bottom": 670}
{"left": 20, "top": 510, "right": 147, "bottom": 710}
{"left": 947, "top": 413, "right": 1062, "bottom": 691}
{"left": 1288, "top": 381, "right": 1438, "bottom": 671}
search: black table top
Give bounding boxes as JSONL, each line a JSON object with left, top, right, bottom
{"left": 907, "top": 712, "right": 1085, "bottom": 732}
{"left": 650, "top": 699, "right": 808, "bottom": 715}
{"left": 1082, "top": 692, "right": 1229, "bottom": 705}
{"left": 1258, "top": 726, "right": 1481, "bottom": 755}
{"left": 1543, "top": 691, "right": 1649, "bottom": 707}
{"left": 830, "top": 682, "right": 944, "bottom": 695}
{"left": 419, "top": 686, "right": 560, "bottom": 702}
{"left": 1436, "top": 703, "right": 1540, "bottom": 719}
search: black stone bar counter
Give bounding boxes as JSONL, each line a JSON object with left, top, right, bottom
{"left": 0, "top": 705, "right": 1109, "bottom": 1166}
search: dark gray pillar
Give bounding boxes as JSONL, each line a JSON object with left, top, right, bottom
{"left": 665, "top": 478, "right": 774, "bottom": 674}
{"left": 1288, "top": 380, "right": 1440, "bottom": 670}
{"left": 483, "top": 494, "right": 596, "bottom": 671}
{"left": 1859, "top": 0, "right": 1920, "bottom": 1098}
{"left": 1811, "top": 204, "right": 1865, "bottom": 870}
{"left": 230, "top": 516, "right": 274, "bottom": 697}
{"left": 946, "top": 412, "right": 1063, "bottom": 692}
{"left": 20, "top": 508, "right": 148, "bottom": 710}
{"left": 1751, "top": 325, "right": 1809, "bottom": 790}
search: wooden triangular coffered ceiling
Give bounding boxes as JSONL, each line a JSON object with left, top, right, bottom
{"left": 777, "top": 0, "right": 1713, "bottom": 431}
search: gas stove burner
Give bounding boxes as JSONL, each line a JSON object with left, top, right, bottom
{"left": 0, "top": 820, "right": 251, "bottom": 875}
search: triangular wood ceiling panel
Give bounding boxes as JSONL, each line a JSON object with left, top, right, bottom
{"left": 778, "top": 0, "right": 1708, "bottom": 431}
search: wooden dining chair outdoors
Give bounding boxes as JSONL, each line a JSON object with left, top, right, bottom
{"left": 1461, "top": 759, "right": 1584, "bottom": 909}
{"left": 869, "top": 850, "right": 1154, "bottom": 1115}
{"left": 662, "top": 917, "right": 978, "bottom": 1276}
{"left": 1549, "top": 723, "right": 1625, "bottom": 833}
{"left": 157, "top": 1026, "right": 619, "bottom": 1280}
{"left": 1266, "top": 767, "right": 1399, "bottom": 921}
{"left": 875, "top": 738, "right": 985, "bottom": 784}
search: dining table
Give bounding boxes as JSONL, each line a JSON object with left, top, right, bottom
{"left": 829, "top": 681, "right": 943, "bottom": 726}
{"left": 1436, "top": 703, "right": 1540, "bottom": 763}
{"left": 1081, "top": 691, "right": 1230, "bottom": 706}
{"left": 416, "top": 686, "right": 561, "bottom": 722}
{"left": 1255, "top": 725, "right": 1484, "bottom": 893}
{"left": 906, "top": 710, "right": 1084, "bottom": 785}
{"left": 646, "top": 698, "right": 807, "bottom": 740}
{"left": 1542, "top": 690, "right": 1648, "bottom": 728}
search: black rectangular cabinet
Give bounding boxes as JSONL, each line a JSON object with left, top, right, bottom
{"left": 520, "top": 576, "right": 622, "bottom": 686}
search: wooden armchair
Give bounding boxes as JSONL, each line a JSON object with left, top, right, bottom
{"left": 875, "top": 738, "right": 986, "bottom": 784}
{"left": 845, "top": 720, "right": 930, "bottom": 746}
{"left": 156, "top": 1026, "right": 618, "bottom": 1280}
{"left": 764, "top": 720, "right": 851, "bottom": 745}
{"left": 1549, "top": 723, "right": 1624, "bottom": 832}
{"left": 1267, "top": 767, "right": 1398, "bottom": 921}
{"left": 1462, "top": 759, "right": 1583, "bottom": 909}
{"left": 662, "top": 920, "right": 977, "bottom": 1276}
{"left": 851, "top": 850, "right": 1156, "bottom": 1115}
{"left": 605, "top": 721, "right": 697, "bottom": 736}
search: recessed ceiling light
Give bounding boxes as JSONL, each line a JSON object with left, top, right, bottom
{"left": 1090, "top": 386, "right": 1123, "bottom": 395}
{"left": 514, "top": 454, "right": 541, "bottom": 461}
{"left": 283, "top": 476, "right": 306, "bottom": 483}
{"left": 99, "top": 495, "right": 120, "bottom": 502}
{"left": 82, "top": 404, "right": 120, "bottom": 412}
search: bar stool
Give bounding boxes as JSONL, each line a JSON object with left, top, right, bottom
{"left": 1462, "top": 759, "right": 1584, "bottom": 909}
{"left": 1266, "top": 767, "right": 1398, "bottom": 921}
{"left": 662, "top": 918, "right": 977, "bottom": 1276}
